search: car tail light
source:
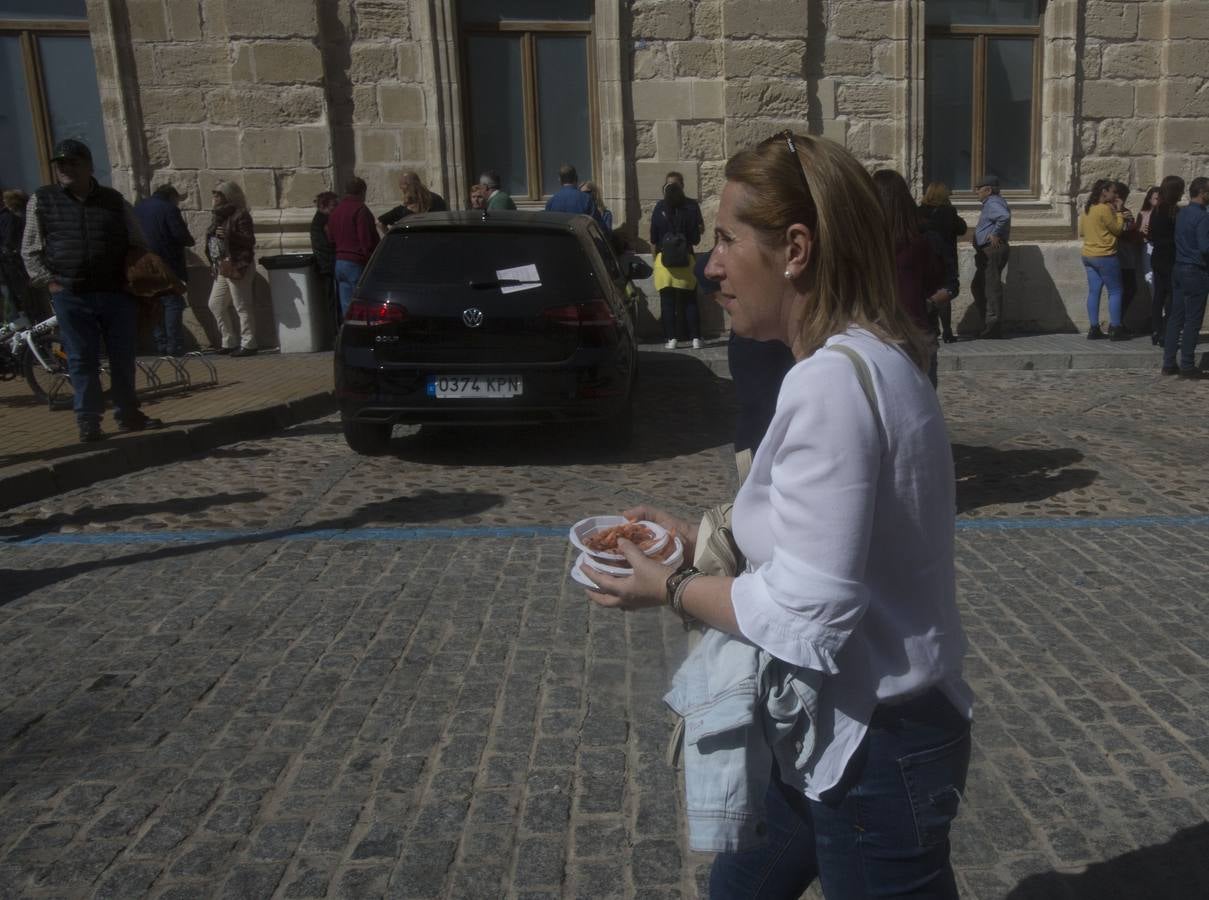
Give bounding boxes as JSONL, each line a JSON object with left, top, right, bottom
{"left": 541, "top": 304, "right": 581, "bottom": 327}
{"left": 540, "top": 300, "right": 618, "bottom": 346}
{"left": 345, "top": 300, "right": 407, "bottom": 326}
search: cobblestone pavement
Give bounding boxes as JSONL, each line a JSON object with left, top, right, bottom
{"left": 2, "top": 366, "right": 1209, "bottom": 899}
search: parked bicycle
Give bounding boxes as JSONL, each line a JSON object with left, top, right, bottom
{"left": 0, "top": 313, "right": 73, "bottom": 403}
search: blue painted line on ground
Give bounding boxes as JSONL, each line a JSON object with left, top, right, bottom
{"left": 3, "top": 515, "right": 1208, "bottom": 548}
{"left": 954, "top": 514, "right": 1209, "bottom": 531}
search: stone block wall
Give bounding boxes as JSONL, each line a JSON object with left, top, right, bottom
{"left": 627, "top": 0, "right": 913, "bottom": 249}
{"left": 89, "top": 0, "right": 437, "bottom": 245}
{"left": 93, "top": 0, "right": 333, "bottom": 244}
{"left": 326, "top": 0, "right": 432, "bottom": 213}
{"left": 1077, "top": 0, "right": 1209, "bottom": 202}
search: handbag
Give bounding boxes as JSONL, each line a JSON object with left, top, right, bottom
{"left": 217, "top": 258, "right": 246, "bottom": 279}
{"left": 125, "top": 248, "right": 187, "bottom": 299}
{"left": 692, "top": 448, "right": 751, "bottom": 578}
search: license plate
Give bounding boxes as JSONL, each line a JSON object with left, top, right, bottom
{"left": 427, "top": 375, "right": 523, "bottom": 398}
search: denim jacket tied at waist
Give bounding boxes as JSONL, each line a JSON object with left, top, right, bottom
{"left": 663, "top": 627, "right": 823, "bottom": 853}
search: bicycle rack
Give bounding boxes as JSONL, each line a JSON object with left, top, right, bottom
{"left": 137, "top": 353, "right": 220, "bottom": 397}
{"left": 182, "top": 351, "right": 219, "bottom": 387}
{"left": 47, "top": 374, "right": 74, "bottom": 409}
{"left": 42, "top": 354, "right": 221, "bottom": 410}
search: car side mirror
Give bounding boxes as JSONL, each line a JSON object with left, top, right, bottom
{"left": 627, "top": 258, "right": 653, "bottom": 280}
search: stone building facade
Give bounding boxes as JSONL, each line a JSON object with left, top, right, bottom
{"left": 45, "top": 0, "right": 1209, "bottom": 339}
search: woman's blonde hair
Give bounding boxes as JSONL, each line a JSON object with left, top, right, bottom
{"left": 724, "top": 132, "right": 931, "bottom": 370}
{"left": 580, "top": 180, "right": 602, "bottom": 211}
{"left": 399, "top": 171, "right": 433, "bottom": 213}
{"left": 213, "top": 181, "right": 247, "bottom": 210}
{"left": 922, "top": 181, "right": 951, "bottom": 207}
{"left": 2, "top": 189, "right": 28, "bottom": 212}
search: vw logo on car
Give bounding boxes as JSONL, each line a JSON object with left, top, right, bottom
{"left": 462, "top": 308, "right": 484, "bottom": 328}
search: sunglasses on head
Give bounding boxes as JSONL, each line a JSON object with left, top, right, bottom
{"left": 760, "top": 129, "right": 813, "bottom": 200}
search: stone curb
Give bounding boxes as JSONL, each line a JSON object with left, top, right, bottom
{"left": 0, "top": 391, "right": 336, "bottom": 512}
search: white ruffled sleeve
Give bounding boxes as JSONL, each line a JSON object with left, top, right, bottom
{"left": 731, "top": 352, "right": 881, "bottom": 672}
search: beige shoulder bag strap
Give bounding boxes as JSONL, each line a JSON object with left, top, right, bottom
{"left": 826, "top": 344, "right": 883, "bottom": 431}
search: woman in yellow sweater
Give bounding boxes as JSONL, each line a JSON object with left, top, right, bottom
{"left": 1080, "top": 178, "right": 1134, "bottom": 340}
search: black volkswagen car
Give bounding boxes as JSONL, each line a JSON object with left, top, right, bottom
{"left": 335, "top": 211, "right": 642, "bottom": 455}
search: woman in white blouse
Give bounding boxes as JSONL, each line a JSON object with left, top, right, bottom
{"left": 584, "top": 132, "right": 973, "bottom": 899}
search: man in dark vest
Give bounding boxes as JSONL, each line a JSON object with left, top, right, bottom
{"left": 21, "top": 139, "right": 164, "bottom": 441}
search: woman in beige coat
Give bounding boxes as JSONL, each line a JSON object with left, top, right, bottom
{"left": 206, "top": 181, "right": 258, "bottom": 355}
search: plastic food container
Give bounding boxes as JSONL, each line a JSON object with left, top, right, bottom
{"left": 570, "top": 537, "right": 685, "bottom": 588}
{"left": 568, "top": 516, "right": 669, "bottom": 561}
{"left": 579, "top": 537, "right": 684, "bottom": 576}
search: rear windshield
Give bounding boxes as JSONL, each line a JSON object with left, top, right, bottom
{"left": 362, "top": 230, "right": 600, "bottom": 296}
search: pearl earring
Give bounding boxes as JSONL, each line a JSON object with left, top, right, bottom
{"left": 784, "top": 270, "right": 791, "bottom": 279}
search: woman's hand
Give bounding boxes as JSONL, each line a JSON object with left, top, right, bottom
{"left": 583, "top": 539, "right": 673, "bottom": 611}
{"left": 623, "top": 504, "right": 698, "bottom": 561}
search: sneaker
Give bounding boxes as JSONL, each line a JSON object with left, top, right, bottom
{"left": 942, "top": 332, "right": 958, "bottom": 344}
{"left": 1178, "top": 368, "right": 1209, "bottom": 380}
{"left": 78, "top": 420, "right": 104, "bottom": 443}
{"left": 691, "top": 338, "right": 703, "bottom": 350}
{"left": 979, "top": 324, "right": 1003, "bottom": 339}
{"left": 1161, "top": 365, "right": 1180, "bottom": 376}
{"left": 231, "top": 347, "right": 259, "bottom": 357}
{"left": 117, "top": 412, "right": 165, "bottom": 433}
{"left": 664, "top": 339, "right": 678, "bottom": 350}
{"left": 212, "top": 346, "right": 233, "bottom": 355}
{"left": 1087, "top": 326, "right": 1106, "bottom": 340}
{"left": 1108, "top": 325, "right": 1131, "bottom": 342}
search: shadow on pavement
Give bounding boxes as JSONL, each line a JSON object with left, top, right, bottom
{"left": 0, "top": 491, "right": 269, "bottom": 539}
{"left": 208, "top": 447, "right": 273, "bottom": 459}
{"left": 1005, "top": 822, "right": 1209, "bottom": 900}
{"left": 953, "top": 444, "right": 1098, "bottom": 513}
{"left": 0, "top": 417, "right": 239, "bottom": 471}
{"left": 0, "top": 393, "right": 44, "bottom": 409}
{"left": 388, "top": 358, "right": 737, "bottom": 466}
{"left": 1, "top": 490, "right": 503, "bottom": 605}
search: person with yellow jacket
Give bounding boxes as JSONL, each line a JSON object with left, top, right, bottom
{"left": 1080, "top": 178, "right": 1134, "bottom": 341}
{"left": 650, "top": 172, "right": 705, "bottom": 349}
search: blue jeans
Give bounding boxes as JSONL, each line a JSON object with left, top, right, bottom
{"left": 334, "top": 259, "right": 364, "bottom": 318}
{"left": 1083, "top": 254, "right": 1123, "bottom": 328}
{"left": 51, "top": 289, "right": 141, "bottom": 426}
{"left": 1164, "top": 265, "right": 1209, "bottom": 371}
{"left": 153, "top": 293, "right": 186, "bottom": 356}
{"left": 709, "top": 688, "right": 971, "bottom": 900}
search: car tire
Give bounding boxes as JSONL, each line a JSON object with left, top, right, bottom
{"left": 342, "top": 419, "right": 393, "bottom": 455}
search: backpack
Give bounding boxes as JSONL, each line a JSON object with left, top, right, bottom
{"left": 659, "top": 206, "right": 692, "bottom": 268}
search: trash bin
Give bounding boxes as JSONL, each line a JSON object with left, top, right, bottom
{"left": 260, "top": 253, "right": 328, "bottom": 353}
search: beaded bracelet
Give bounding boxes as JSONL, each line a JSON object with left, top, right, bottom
{"left": 665, "top": 565, "right": 703, "bottom": 624}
